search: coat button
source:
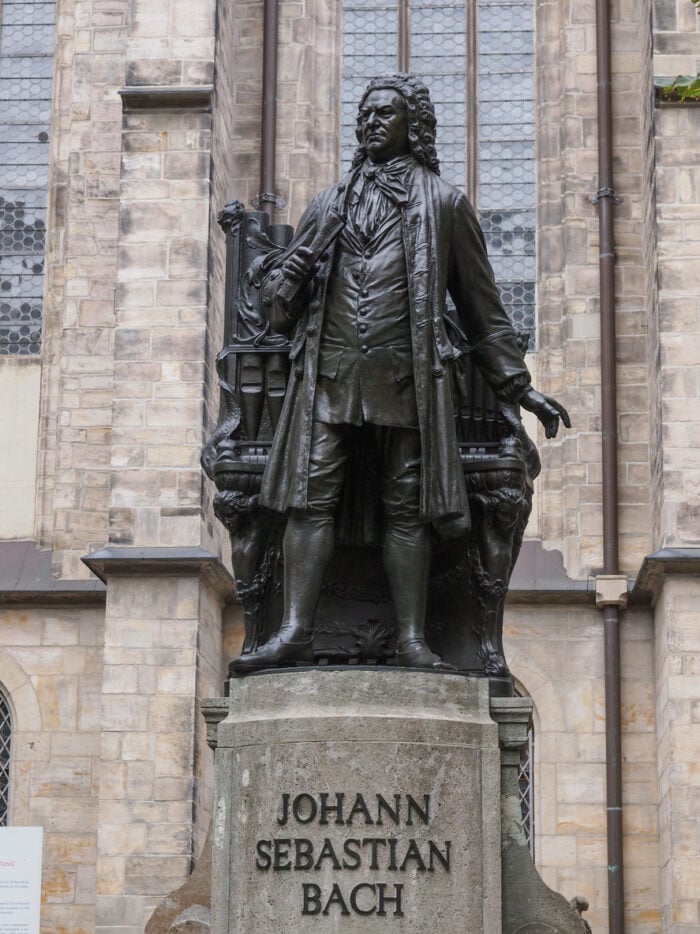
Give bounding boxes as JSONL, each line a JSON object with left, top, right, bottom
{"left": 351, "top": 269, "right": 361, "bottom": 281}
{"left": 358, "top": 324, "right": 368, "bottom": 334}
{"left": 306, "top": 325, "right": 317, "bottom": 337}
{"left": 361, "top": 344, "right": 369, "bottom": 354}
{"left": 310, "top": 301, "right": 320, "bottom": 312}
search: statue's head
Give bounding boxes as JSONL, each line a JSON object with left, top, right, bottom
{"left": 352, "top": 73, "right": 440, "bottom": 175}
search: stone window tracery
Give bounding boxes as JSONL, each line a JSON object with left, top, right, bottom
{"left": 517, "top": 712, "right": 535, "bottom": 857}
{"left": 0, "top": 688, "right": 12, "bottom": 826}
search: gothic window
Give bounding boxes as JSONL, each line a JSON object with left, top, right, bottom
{"left": 0, "top": 689, "right": 11, "bottom": 826}
{"left": 0, "top": 0, "right": 57, "bottom": 356}
{"left": 517, "top": 714, "right": 535, "bottom": 857}
{"left": 341, "top": 0, "right": 536, "bottom": 344}
{"left": 512, "top": 684, "right": 535, "bottom": 857}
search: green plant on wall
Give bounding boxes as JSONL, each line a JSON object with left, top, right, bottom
{"left": 662, "top": 74, "right": 700, "bottom": 101}
{"left": 660, "top": 0, "right": 700, "bottom": 101}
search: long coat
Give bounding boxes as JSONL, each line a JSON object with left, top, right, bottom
{"left": 258, "top": 160, "right": 531, "bottom": 530}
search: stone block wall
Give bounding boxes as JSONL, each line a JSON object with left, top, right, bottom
{"left": 647, "top": 6, "right": 700, "bottom": 927}
{"left": 505, "top": 604, "right": 662, "bottom": 933}
{"left": 212, "top": 0, "right": 340, "bottom": 229}
{"left": 36, "top": 0, "right": 233, "bottom": 576}
{"left": 533, "top": 0, "right": 655, "bottom": 578}
{"left": 110, "top": 102, "right": 214, "bottom": 551}
{"left": 650, "top": 104, "right": 700, "bottom": 548}
{"left": 652, "top": 576, "right": 700, "bottom": 932}
{"left": 93, "top": 571, "right": 226, "bottom": 933}
{"left": 649, "top": 0, "right": 700, "bottom": 550}
{"left": 0, "top": 607, "right": 104, "bottom": 934}
{"left": 37, "top": 0, "right": 127, "bottom": 579}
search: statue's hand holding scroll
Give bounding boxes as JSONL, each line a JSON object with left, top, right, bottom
{"left": 262, "top": 247, "right": 319, "bottom": 333}
{"left": 281, "top": 246, "right": 317, "bottom": 289}
{"left": 276, "top": 208, "right": 346, "bottom": 307}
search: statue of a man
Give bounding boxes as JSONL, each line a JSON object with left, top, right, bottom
{"left": 232, "top": 74, "right": 568, "bottom": 672}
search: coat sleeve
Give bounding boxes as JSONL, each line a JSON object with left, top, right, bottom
{"left": 261, "top": 195, "right": 322, "bottom": 335}
{"left": 446, "top": 193, "right": 532, "bottom": 402}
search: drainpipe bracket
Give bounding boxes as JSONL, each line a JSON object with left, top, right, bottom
{"left": 251, "top": 192, "right": 287, "bottom": 211}
{"left": 589, "top": 187, "right": 623, "bottom": 205}
{"left": 595, "top": 574, "right": 629, "bottom": 608}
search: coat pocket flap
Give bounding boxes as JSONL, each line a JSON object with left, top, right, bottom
{"left": 390, "top": 346, "right": 414, "bottom": 382}
{"left": 317, "top": 346, "right": 344, "bottom": 380}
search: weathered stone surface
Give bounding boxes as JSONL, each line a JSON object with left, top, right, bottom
{"left": 145, "top": 830, "right": 212, "bottom": 934}
{"left": 492, "top": 697, "right": 590, "bottom": 934}
{"left": 211, "top": 670, "right": 501, "bottom": 933}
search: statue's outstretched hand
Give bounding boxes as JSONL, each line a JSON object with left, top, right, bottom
{"left": 519, "top": 387, "right": 571, "bottom": 438}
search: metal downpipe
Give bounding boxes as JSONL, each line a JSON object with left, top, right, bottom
{"left": 594, "top": 0, "right": 625, "bottom": 929}
{"left": 260, "top": 0, "right": 279, "bottom": 220}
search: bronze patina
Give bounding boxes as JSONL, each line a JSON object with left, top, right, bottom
{"left": 202, "top": 74, "right": 569, "bottom": 685}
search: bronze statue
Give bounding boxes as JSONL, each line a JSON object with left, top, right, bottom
{"left": 203, "top": 74, "right": 569, "bottom": 681}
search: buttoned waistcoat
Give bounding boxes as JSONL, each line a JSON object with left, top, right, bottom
{"left": 259, "top": 159, "right": 531, "bottom": 530}
{"left": 315, "top": 187, "right": 418, "bottom": 428}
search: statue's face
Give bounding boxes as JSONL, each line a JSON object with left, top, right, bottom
{"left": 358, "top": 89, "right": 410, "bottom": 163}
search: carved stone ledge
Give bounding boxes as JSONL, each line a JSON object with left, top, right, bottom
{"left": 81, "top": 546, "right": 235, "bottom": 602}
{"left": 633, "top": 547, "right": 700, "bottom": 604}
{"left": 200, "top": 697, "right": 229, "bottom": 751}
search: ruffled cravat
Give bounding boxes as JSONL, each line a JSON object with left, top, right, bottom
{"left": 361, "top": 157, "right": 411, "bottom": 207}
{"left": 351, "top": 157, "right": 412, "bottom": 243}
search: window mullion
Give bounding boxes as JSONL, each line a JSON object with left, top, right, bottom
{"left": 465, "top": 0, "right": 479, "bottom": 203}
{"left": 398, "top": 0, "right": 411, "bottom": 71}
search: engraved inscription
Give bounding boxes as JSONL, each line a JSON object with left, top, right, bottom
{"left": 255, "top": 792, "right": 451, "bottom": 917}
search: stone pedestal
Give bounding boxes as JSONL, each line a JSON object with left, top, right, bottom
{"left": 492, "top": 697, "right": 590, "bottom": 934}
{"left": 210, "top": 670, "right": 501, "bottom": 933}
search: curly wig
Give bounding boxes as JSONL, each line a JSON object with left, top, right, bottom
{"left": 352, "top": 73, "right": 441, "bottom": 176}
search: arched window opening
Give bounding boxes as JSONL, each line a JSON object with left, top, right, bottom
{"left": 517, "top": 714, "right": 534, "bottom": 857}
{"left": 513, "top": 684, "right": 535, "bottom": 858}
{"left": 0, "top": 689, "right": 12, "bottom": 826}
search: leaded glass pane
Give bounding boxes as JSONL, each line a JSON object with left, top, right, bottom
{"left": 0, "top": 691, "right": 11, "bottom": 826}
{"left": 410, "top": 1, "right": 466, "bottom": 187}
{"left": 478, "top": 0, "right": 536, "bottom": 346}
{"left": 0, "top": 0, "right": 55, "bottom": 355}
{"left": 339, "top": 0, "right": 537, "bottom": 344}
{"left": 341, "top": 3, "right": 399, "bottom": 168}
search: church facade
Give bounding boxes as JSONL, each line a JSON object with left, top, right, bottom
{"left": 0, "top": 0, "right": 698, "bottom": 931}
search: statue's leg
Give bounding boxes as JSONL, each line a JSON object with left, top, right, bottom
{"left": 280, "top": 510, "right": 334, "bottom": 637}
{"left": 379, "top": 427, "right": 453, "bottom": 671}
{"left": 230, "top": 421, "right": 347, "bottom": 672}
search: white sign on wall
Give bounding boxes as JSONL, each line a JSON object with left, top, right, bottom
{"left": 0, "top": 827, "right": 43, "bottom": 934}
